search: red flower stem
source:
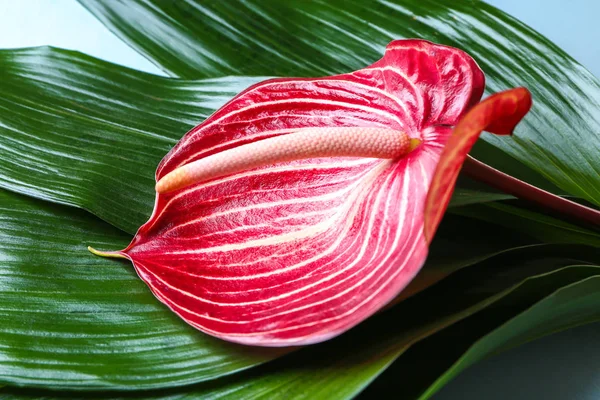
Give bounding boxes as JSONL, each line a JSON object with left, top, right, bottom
{"left": 462, "top": 156, "right": 600, "bottom": 227}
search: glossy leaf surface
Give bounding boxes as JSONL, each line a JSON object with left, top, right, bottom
{"left": 362, "top": 265, "right": 600, "bottom": 400}
{"left": 0, "top": 184, "right": 550, "bottom": 391}
{"left": 79, "top": 0, "right": 600, "bottom": 207}
{"left": 2, "top": 246, "right": 598, "bottom": 398}
{"left": 0, "top": 190, "right": 287, "bottom": 389}
{"left": 0, "top": 46, "right": 263, "bottom": 234}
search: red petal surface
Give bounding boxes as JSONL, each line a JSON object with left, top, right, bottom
{"left": 118, "top": 40, "right": 485, "bottom": 346}
{"left": 423, "top": 88, "right": 532, "bottom": 243}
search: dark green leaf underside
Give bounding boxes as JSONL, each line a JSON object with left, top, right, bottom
{"left": 361, "top": 266, "right": 600, "bottom": 400}
{"left": 418, "top": 273, "right": 600, "bottom": 400}
{"left": 450, "top": 201, "right": 600, "bottom": 248}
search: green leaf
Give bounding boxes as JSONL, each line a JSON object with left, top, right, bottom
{"left": 0, "top": 182, "right": 543, "bottom": 391}
{"left": 450, "top": 201, "right": 600, "bottom": 248}
{"left": 396, "top": 214, "right": 536, "bottom": 303}
{"left": 0, "top": 46, "right": 263, "bottom": 234}
{"left": 448, "top": 176, "right": 515, "bottom": 208}
{"left": 361, "top": 266, "right": 600, "bottom": 400}
{"left": 418, "top": 273, "right": 600, "bottom": 400}
{"left": 1, "top": 173, "right": 552, "bottom": 392}
{"left": 0, "top": 189, "right": 287, "bottom": 390}
{"left": 2, "top": 248, "right": 598, "bottom": 398}
{"left": 79, "top": 0, "right": 600, "bottom": 207}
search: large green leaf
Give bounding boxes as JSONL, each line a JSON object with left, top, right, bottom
{"left": 79, "top": 0, "right": 600, "bottom": 207}
{"left": 360, "top": 267, "right": 600, "bottom": 400}
{"left": 0, "top": 46, "right": 263, "bottom": 233}
{"left": 418, "top": 274, "right": 600, "bottom": 400}
{"left": 0, "top": 189, "right": 287, "bottom": 390}
{"left": 2, "top": 251, "right": 598, "bottom": 399}
{"left": 2, "top": 180, "right": 548, "bottom": 391}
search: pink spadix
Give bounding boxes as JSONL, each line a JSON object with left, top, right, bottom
{"left": 89, "top": 39, "right": 533, "bottom": 347}
{"left": 156, "top": 127, "right": 421, "bottom": 194}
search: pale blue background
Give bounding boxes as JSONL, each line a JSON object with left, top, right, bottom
{"left": 0, "top": 1, "right": 598, "bottom": 399}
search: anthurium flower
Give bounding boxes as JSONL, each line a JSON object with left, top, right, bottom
{"left": 90, "top": 40, "right": 531, "bottom": 346}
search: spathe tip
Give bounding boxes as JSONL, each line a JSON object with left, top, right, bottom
{"left": 87, "top": 246, "right": 128, "bottom": 259}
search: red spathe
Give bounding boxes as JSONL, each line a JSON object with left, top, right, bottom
{"left": 116, "top": 40, "right": 486, "bottom": 346}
